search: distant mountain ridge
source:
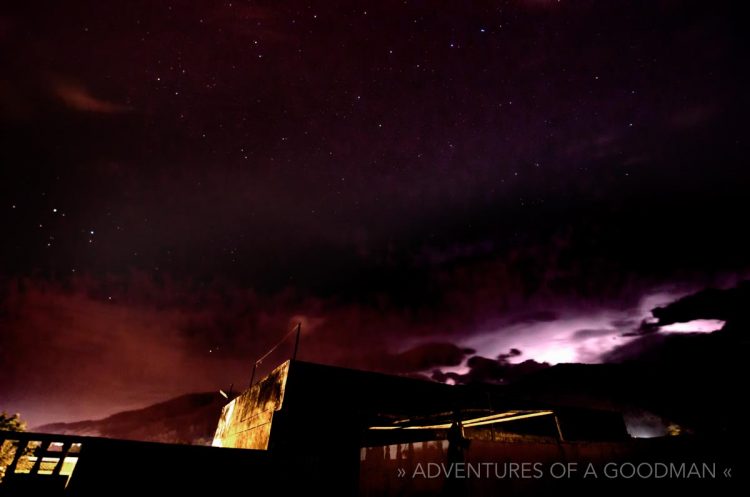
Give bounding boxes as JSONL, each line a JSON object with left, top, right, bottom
{"left": 35, "top": 392, "right": 225, "bottom": 445}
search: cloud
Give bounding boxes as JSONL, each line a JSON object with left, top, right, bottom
{"left": 377, "top": 342, "right": 475, "bottom": 373}
{"left": 0, "top": 273, "right": 483, "bottom": 424}
{"left": 52, "top": 80, "right": 129, "bottom": 114}
{"left": 507, "top": 311, "right": 559, "bottom": 325}
{"left": 659, "top": 320, "right": 725, "bottom": 333}
{"left": 668, "top": 104, "right": 718, "bottom": 129}
{"left": 431, "top": 350, "right": 550, "bottom": 385}
{"left": 603, "top": 281, "right": 749, "bottom": 362}
{"left": 499, "top": 347, "right": 522, "bottom": 360}
{"left": 651, "top": 281, "right": 749, "bottom": 330}
{"left": 571, "top": 328, "right": 618, "bottom": 341}
{"left": 2, "top": 266, "right": 744, "bottom": 427}
{"left": 0, "top": 275, "right": 289, "bottom": 425}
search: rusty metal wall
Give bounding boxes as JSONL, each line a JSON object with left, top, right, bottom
{"left": 212, "top": 361, "right": 290, "bottom": 450}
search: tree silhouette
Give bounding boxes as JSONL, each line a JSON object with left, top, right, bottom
{"left": 0, "top": 412, "right": 27, "bottom": 482}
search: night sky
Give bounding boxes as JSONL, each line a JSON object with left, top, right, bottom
{"left": 1, "top": 1, "right": 748, "bottom": 426}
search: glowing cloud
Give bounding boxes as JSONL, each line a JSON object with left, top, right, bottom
{"left": 447, "top": 290, "right": 705, "bottom": 366}
{"left": 660, "top": 319, "right": 725, "bottom": 333}
{"left": 53, "top": 81, "right": 128, "bottom": 114}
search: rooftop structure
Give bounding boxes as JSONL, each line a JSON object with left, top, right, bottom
{"left": 213, "top": 359, "right": 630, "bottom": 452}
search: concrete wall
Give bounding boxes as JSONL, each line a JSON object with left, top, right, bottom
{"left": 212, "top": 361, "right": 290, "bottom": 450}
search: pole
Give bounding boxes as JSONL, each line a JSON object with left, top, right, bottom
{"left": 249, "top": 322, "right": 301, "bottom": 387}
{"left": 249, "top": 361, "right": 257, "bottom": 388}
{"left": 554, "top": 414, "right": 565, "bottom": 442}
{"left": 292, "top": 322, "right": 301, "bottom": 360}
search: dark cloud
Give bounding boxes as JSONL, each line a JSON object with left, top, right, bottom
{"left": 377, "top": 343, "right": 475, "bottom": 374}
{"left": 601, "top": 334, "right": 673, "bottom": 363}
{"left": 603, "top": 281, "right": 750, "bottom": 362}
{"left": 652, "top": 281, "right": 750, "bottom": 334}
{"left": 609, "top": 317, "right": 638, "bottom": 329}
{"left": 456, "top": 356, "right": 509, "bottom": 384}
{"left": 503, "top": 282, "right": 750, "bottom": 434}
{"left": 499, "top": 348, "right": 523, "bottom": 360}
{"left": 431, "top": 349, "right": 549, "bottom": 385}
{"left": 0, "top": 270, "right": 533, "bottom": 424}
{"left": 507, "top": 311, "right": 559, "bottom": 326}
{"left": 621, "top": 319, "right": 660, "bottom": 337}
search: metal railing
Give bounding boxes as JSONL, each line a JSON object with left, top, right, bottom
{"left": 248, "top": 321, "right": 301, "bottom": 387}
{"left": 0, "top": 431, "right": 84, "bottom": 488}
